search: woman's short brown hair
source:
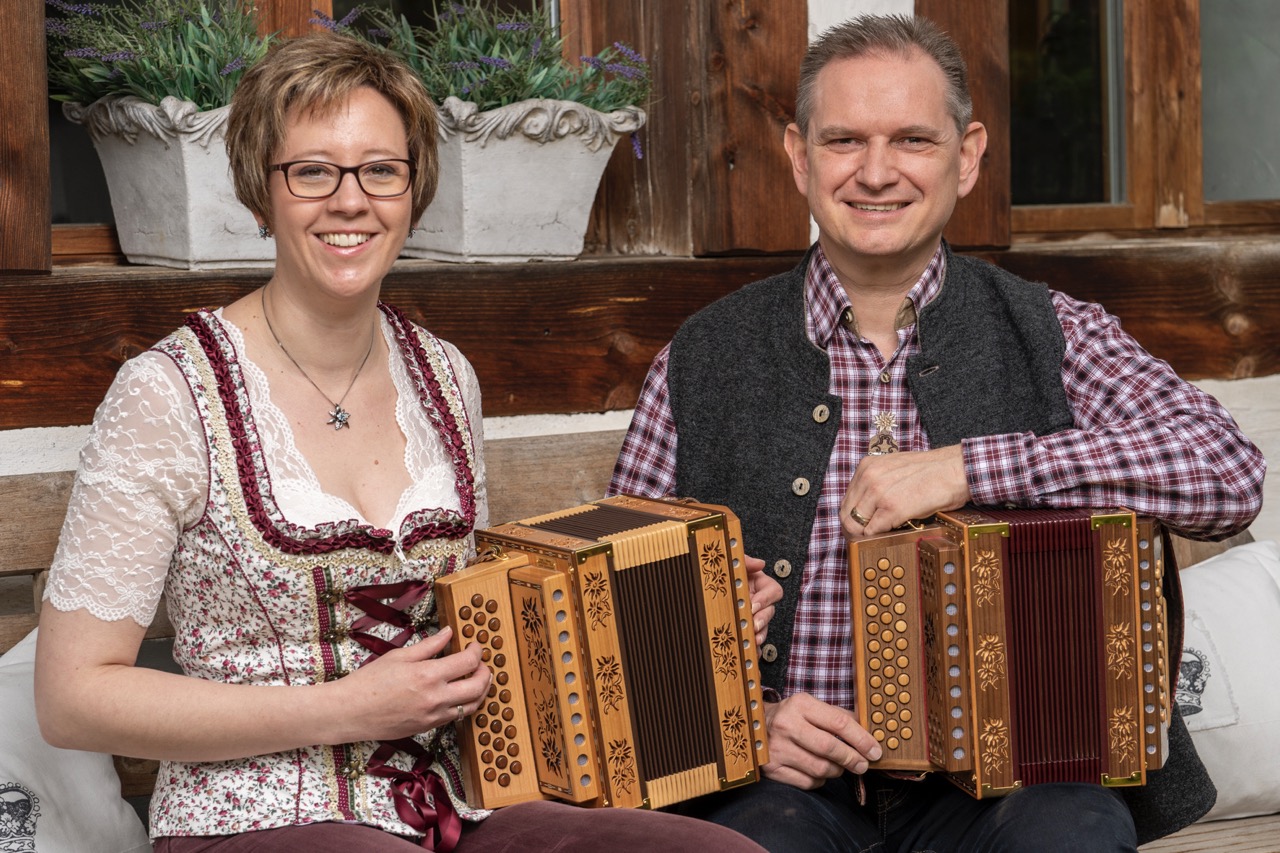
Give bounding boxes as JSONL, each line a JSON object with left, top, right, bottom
{"left": 226, "top": 31, "right": 439, "bottom": 228}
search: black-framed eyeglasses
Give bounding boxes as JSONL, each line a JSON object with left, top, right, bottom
{"left": 269, "top": 159, "right": 415, "bottom": 199}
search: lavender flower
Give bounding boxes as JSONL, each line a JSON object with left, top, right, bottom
{"left": 100, "top": 50, "right": 137, "bottom": 62}
{"left": 478, "top": 56, "right": 513, "bottom": 70}
{"left": 47, "top": 0, "right": 98, "bottom": 16}
{"left": 630, "top": 132, "right": 644, "bottom": 160}
{"left": 448, "top": 60, "right": 481, "bottom": 71}
{"left": 366, "top": 27, "right": 389, "bottom": 39}
{"left": 605, "top": 63, "right": 646, "bottom": 80}
{"left": 580, "top": 55, "right": 606, "bottom": 71}
{"left": 337, "top": 6, "right": 361, "bottom": 27}
{"left": 309, "top": 9, "right": 337, "bottom": 31}
{"left": 530, "top": 36, "right": 542, "bottom": 58}
{"left": 219, "top": 56, "right": 245, "bottom": 76}
{"left": 613, "top": 42, "right": 647, "bottom": 65}
{"left": 496, "top": 22, "right": 530, "bottom": 31}
{"left": 45, "top": 18, "right": 72, "bottom": 36}
{"left": 140, "top": 20, "right": 169, "bottom": 30}
{"left": 62, "top": 46, "right": 101, "bottom": 58}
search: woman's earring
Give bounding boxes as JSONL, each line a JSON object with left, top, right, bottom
{"left": 257, "top": 224, "right": 271, "bottom": 239}
{"left": 408, "top": 227, "right": 417, "bottom": 238}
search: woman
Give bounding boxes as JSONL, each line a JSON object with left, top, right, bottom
{"left": 34, "top": 32, "right": 773, "bottom": 852}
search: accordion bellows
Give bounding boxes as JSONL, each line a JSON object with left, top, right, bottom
{"left": 850, "top": 507, "right": 1171, "bottom": 797}
{"left": 436, "top": 496, "right": 769, "bottom": 809}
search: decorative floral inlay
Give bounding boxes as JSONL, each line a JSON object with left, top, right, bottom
{"left": 1106, "top": 623, "right": 1135, "bottom": 681}
{"left": 584, "top": 571, "right": 613, "bottom": 629}
{"left": 711, "top": 624, "right": 738, "bottom": 681}
{"left": 976, "top": 634, "right": 1007, "bottom": 691}
{"left": 520, "top": 595, "right": 552, "bottom": 684}
{"left": 722, "top": 706, "right": 749, "bottom": 764}
{"left": 1109, "top": 706, "right": 1137, "bottom": 764}
{"left": 534, "top": 691, "right": 564, "bottom": 776}
{"left": 700, "top": 539, "right": 729, "bottom": 597}
{"left": 595, "top": 655, "right": 625, "bottom": 714}
{"left": 972, "top": 550, "right": 1001, "bottom": 606}
{"left": 1103, "top": 537, "right": 1133, "bottom": 598}
{"left": 979, "top": 718, "right": 1010, "bottom": 775}
{"left": 606, "top": 739, "right": 638, "bottom": 795}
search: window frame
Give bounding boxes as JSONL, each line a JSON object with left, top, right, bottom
{"left": 923, "top": 0, "right": 1280, "bottom": 244}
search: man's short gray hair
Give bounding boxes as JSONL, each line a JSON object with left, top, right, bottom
{"left": 795, "top": 14, "right": 972, "bottom": 136}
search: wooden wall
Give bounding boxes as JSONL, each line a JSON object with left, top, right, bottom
{"left": 4, "top": 237, "right": 1278, "bottom": 432}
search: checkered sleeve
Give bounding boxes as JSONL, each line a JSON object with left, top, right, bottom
{"left": 607, "top": 344, "right": 679, "bottom": 499}
{"left": 964, "top": 291, "right": 1266, "bottom": 539}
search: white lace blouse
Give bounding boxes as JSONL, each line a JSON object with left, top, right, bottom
{"left": 45, "top": 310, "right": 488, "bottom": 628}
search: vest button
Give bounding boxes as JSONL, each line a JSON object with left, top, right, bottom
{"left": 773, "top": 559, "right": 792, "bottom": 578}
{"left": 812, "top": 404, "right": 830, "bottom": 424}
{"left": 761, "top": 643, "right": 779, "bottom": 663}
{"left": 791, "top": 477, "right": 810, "bottom": 496}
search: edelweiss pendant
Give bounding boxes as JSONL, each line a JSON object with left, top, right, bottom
{"left": 327, "top": 404, "right": 352, "bottom": 430}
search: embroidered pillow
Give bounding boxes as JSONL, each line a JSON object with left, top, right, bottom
{"left": 1177, "top": 541, "right": 1280, "bottom": 821}
{"left": 0, "top": 629, "right": 150, "bottom": 852}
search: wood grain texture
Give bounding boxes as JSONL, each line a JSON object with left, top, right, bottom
{"left": 581, "top": 1, "right": 809, "bottom": 256}
{"left": 691, "top": 0, "right": 810, "bottom": 254}
{"left": 980, "top": 238, "right": 1280, "bottom": 380}
{"left": 1138, "top": 813, "right": 1280, "bottom": 852}
{"left": 485, "top": 430, "right": 625, "bottom": 526}
{"left": 0, "top": 255, "right": 799, "bottom": 430}
{"left": 0, "top": 1, "right": 52, "bottom": 273}
{"left": 917, "top": 0, "right": 1011, "bottom": 249}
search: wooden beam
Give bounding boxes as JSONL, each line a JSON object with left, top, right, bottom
{"left": 0, "top": 1, "right": 52, "bottom": 273}
{"left": 0, "top": 255, "right": 800, "bottom": 430}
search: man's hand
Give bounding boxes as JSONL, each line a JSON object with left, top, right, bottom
{"left": 761, "top": 693, "right": 883, "bottom": 789}
{"left": 745, "top": 555, "right": 782, "bottom": 645}
{"left": 841, "top": 445, "right": 971, "bottom": 538}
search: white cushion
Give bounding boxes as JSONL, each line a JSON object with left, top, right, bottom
{"left": 1177, "top": 540, "right": 1280, "bottom": 821}
{"left": 0, "top": 629, "right": 150, "bottom": 852}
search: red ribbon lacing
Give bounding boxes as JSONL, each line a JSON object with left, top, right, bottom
{"left": 345, "top": 578, "right": 462, "bottom": 851}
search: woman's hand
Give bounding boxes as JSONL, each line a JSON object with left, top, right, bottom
{"left": 746, "top": 555, "right": 782, "bottom": 645}
{"left": 334, "top": 626, "right": 491, "bottom": 742}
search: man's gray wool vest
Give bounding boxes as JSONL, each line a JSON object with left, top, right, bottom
{"left": 665, "top": 245, "right": 1214, "bottom": 844}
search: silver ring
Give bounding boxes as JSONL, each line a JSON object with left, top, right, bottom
{"left": 456, "top": 704, "right": 465, "bottom": 722}
{"left": 851, "top": 508, "right": 870, "bottom": 526}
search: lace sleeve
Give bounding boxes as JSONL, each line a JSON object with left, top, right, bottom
{"left": 44, "top": 352, "right": 208, "bottom": 627}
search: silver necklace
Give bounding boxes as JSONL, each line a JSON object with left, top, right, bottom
{"left": 260, "top": 289, "right": 375, "bottom": 431}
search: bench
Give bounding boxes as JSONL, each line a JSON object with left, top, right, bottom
{"left": 2, "top": 428, "right": 1278, "bottom": 849}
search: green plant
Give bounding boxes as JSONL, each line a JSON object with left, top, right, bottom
{"left": 45, "top": 0, "right": 271, "bottom": 111}
{"left": 316, "top": 2, "right": 650, "bottom": 114}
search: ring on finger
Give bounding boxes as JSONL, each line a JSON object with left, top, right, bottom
{"left": 456, "top": 704, "right": 465, "bottom": 722}
{"left": 850, "top": 507, "right": 870, "bottom": 526}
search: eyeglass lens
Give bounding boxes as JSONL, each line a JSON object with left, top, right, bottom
{"left": 282, "top": 160, "right": 412, "bottom": 198}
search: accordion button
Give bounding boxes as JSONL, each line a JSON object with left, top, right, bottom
{"left": 773, "top": 559, "right": 792, "bottom": 578}
{"left": 812, "top": 404, "right": 831, "bottom": 424}
{"left": 761, "top": 643, "right": 778, "bottom": 662}
{"left": 791, "top": 477, "right": 811, "bottom": 496}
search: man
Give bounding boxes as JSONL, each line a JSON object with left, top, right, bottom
{"left": 608, "top": 14, "right": 1265, "bottom": 853}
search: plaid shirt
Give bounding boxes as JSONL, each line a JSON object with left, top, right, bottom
{"left": 608, "top": 243, "right": 1265, "bottom": 708}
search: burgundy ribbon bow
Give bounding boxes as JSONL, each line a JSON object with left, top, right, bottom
{"left": 366, "top": 739, "right": 462, "bottom": 851}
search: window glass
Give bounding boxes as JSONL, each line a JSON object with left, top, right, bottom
{"left": 1201, "top": 0, "right": 1280, "bottom": 202}
{"left": 1009, "top": 0, "right": 1124, "bottom": 205}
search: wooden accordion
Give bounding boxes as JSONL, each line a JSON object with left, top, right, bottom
{"left": 435, "top": 496, "right": 770, "bottom": 810}
{"left": 849, "top": 507, "right": 1171, "bottom": 798}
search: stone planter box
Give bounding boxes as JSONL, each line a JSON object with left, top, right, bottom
{"left": 65, "top": 96, "right": 272, "bottom": 270}
{"left": 402, "top": 97, "right": 646, "bottom": 263}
